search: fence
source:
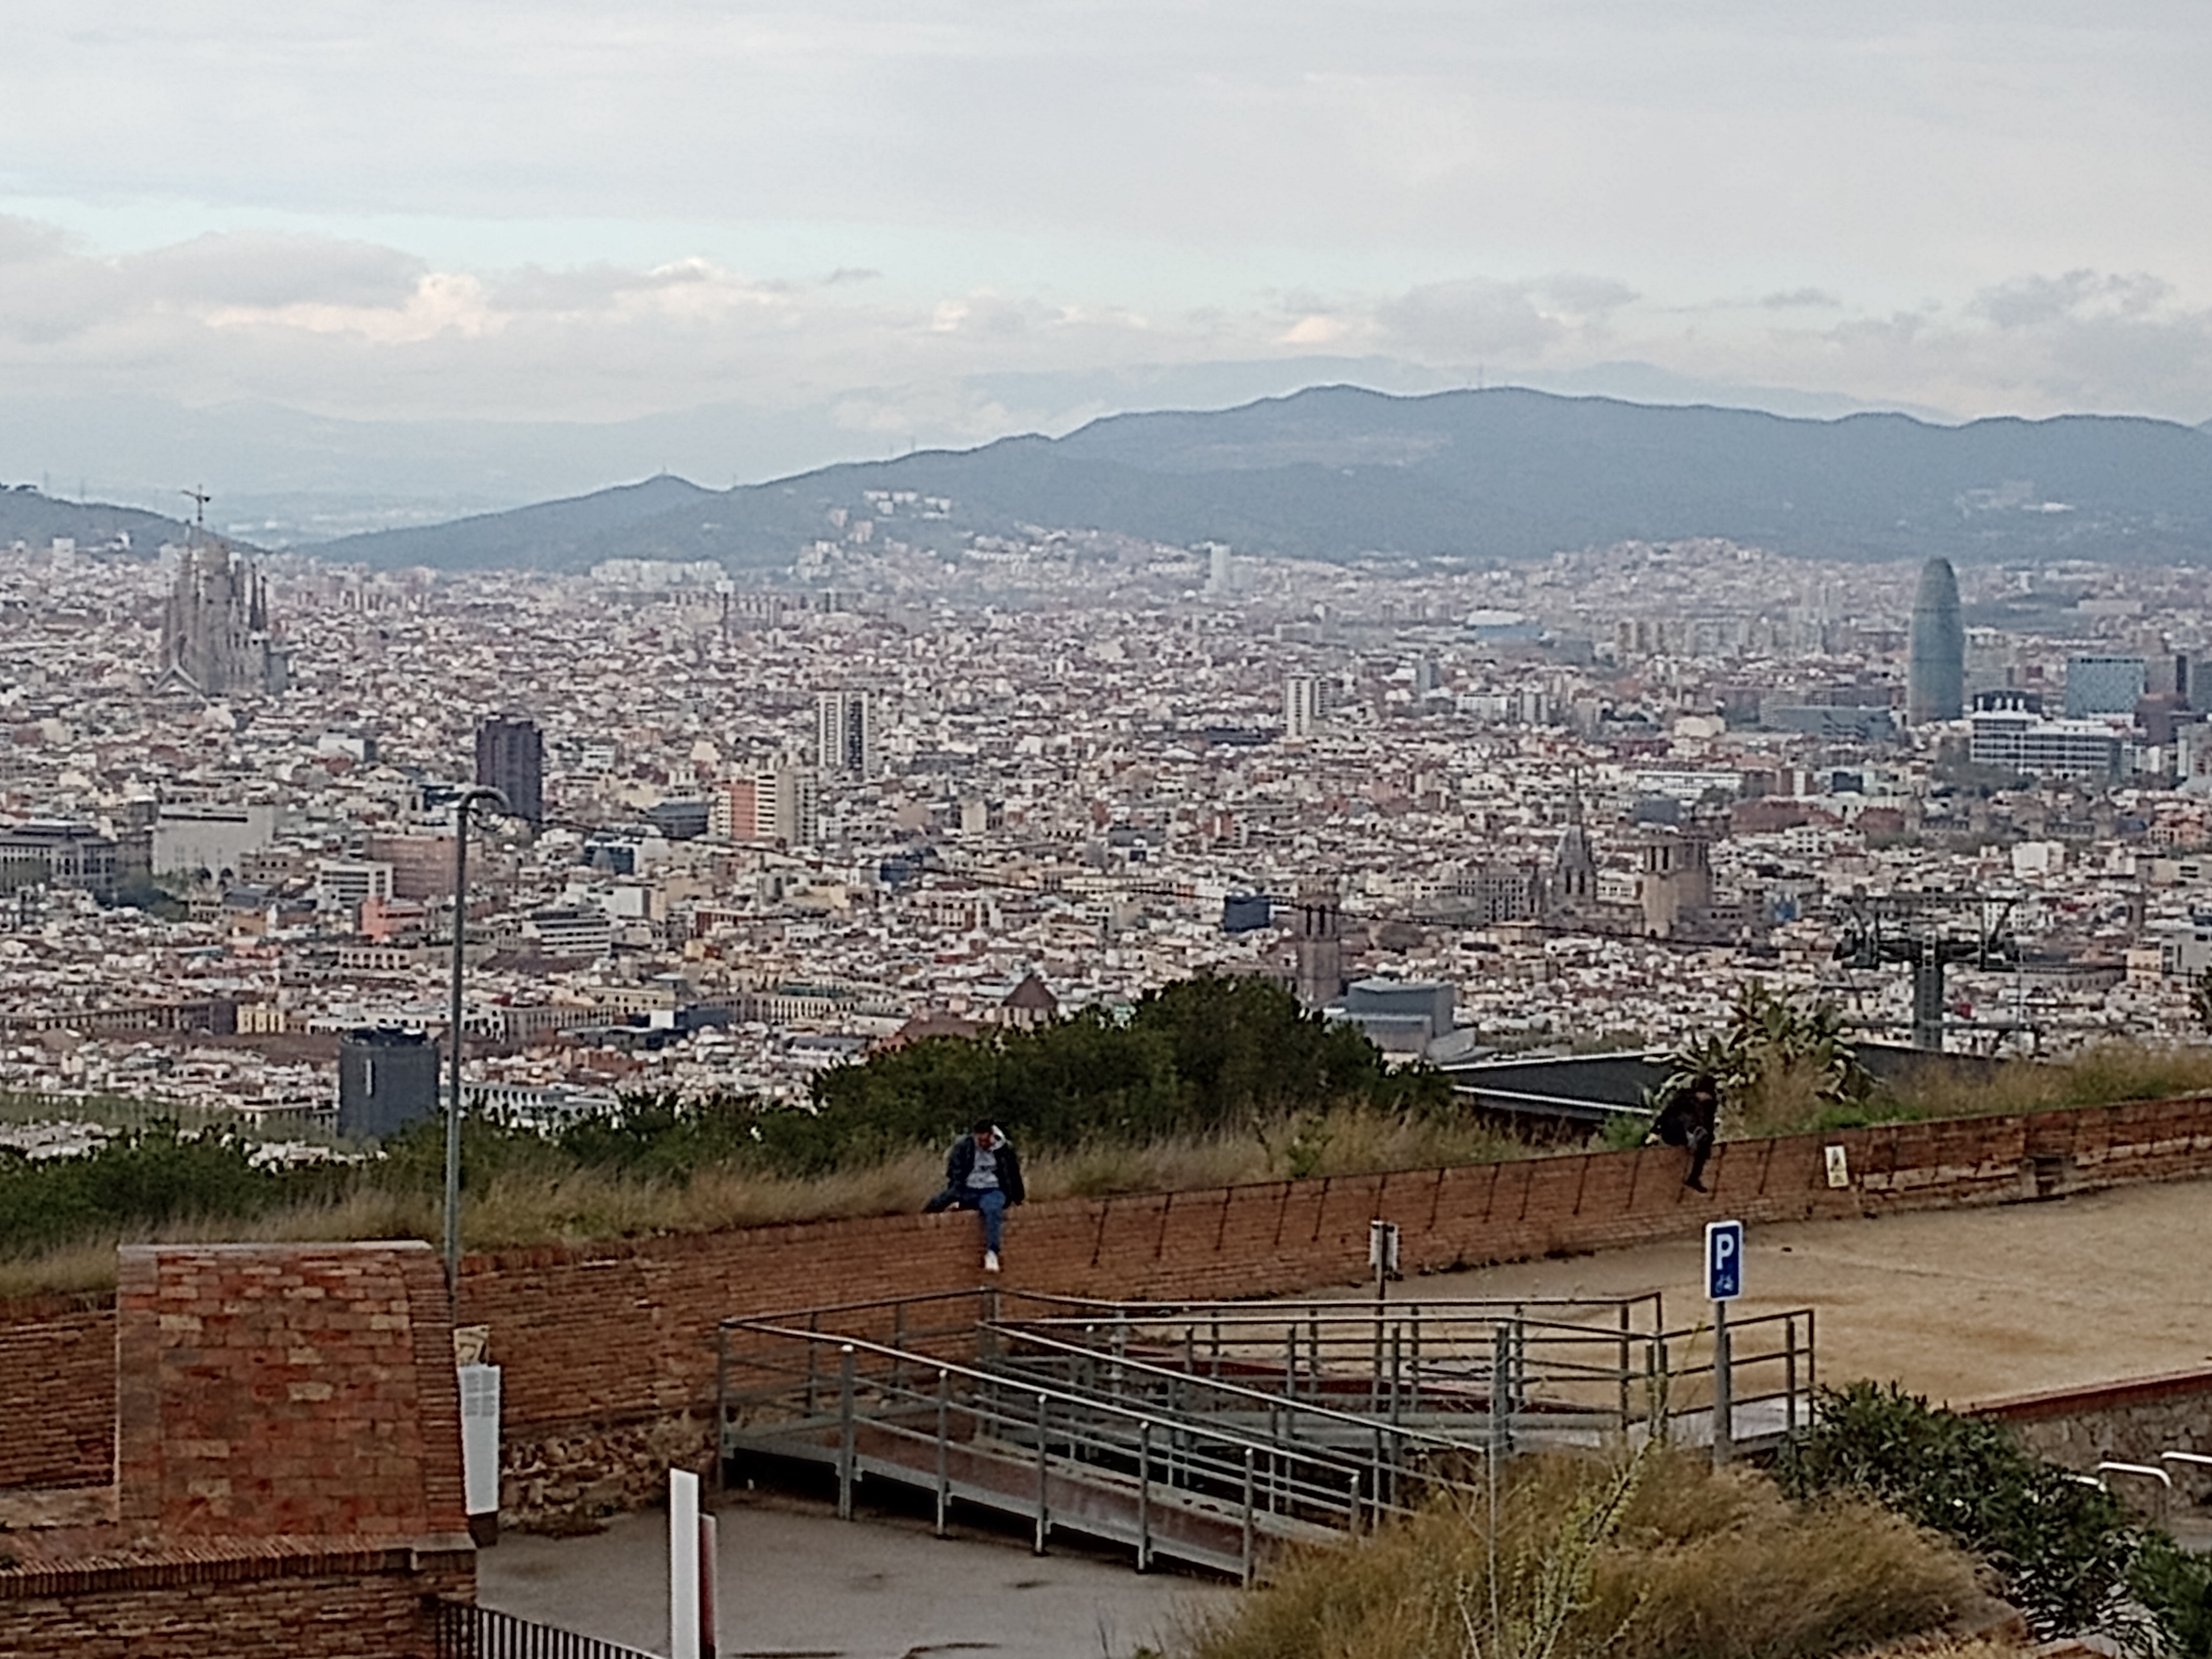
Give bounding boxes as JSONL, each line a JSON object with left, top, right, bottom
{"left": 715, "top": 1287, "right": 1819, "bottom": 1579}
{"left": 432, "top": 1601, "right": 658, "bottom": 1659}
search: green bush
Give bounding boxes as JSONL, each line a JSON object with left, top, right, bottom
{"left": 760, "top": 974, "right": 1447, "bottom": 1174}
{"left": 0, "top": 1121, "right": 346, "bottom": 1257}
{"left": 1779, "top": 1380, "right": 2135, "bottom": 1639}
{"left": 2132, "top": 1530, "right": 2212, "bottom": 1658}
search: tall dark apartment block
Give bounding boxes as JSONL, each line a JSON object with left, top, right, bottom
{"left": 1907, "top": 557, "right": 1965, "bottom": 724}
{"left": 337, "top": 1028, "right": 442, "bottom": 1140}
{"left": 474, "top": 713, "right": 544, "bottom": 824}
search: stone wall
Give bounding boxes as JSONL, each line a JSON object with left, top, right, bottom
{"left": 1975, "top": 1369, "right": 2212, "bottom": 1512}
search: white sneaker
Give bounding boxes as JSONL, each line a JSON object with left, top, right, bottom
{"left": 983, "top": 1250, "right": 1001, "bottom": 1273}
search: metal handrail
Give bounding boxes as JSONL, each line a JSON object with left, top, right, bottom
{"left": 1000, "top": 1289, "right": 1667, "bottom": 1326}
{"left": 716, "top": 1287, "right": 1818, "bottom": 1579}
{"left": 975, "top": 1321, "right": 1521, "bottom": 1454}
{"left": 724, "top": 1319, "right": 1462, "bottom": 1486}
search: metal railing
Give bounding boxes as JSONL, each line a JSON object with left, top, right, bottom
{"left": 719, "top": 1319, "right": 1461, "bottom": 1579}
{"left": 986, "top": 1292, "right": 1672, "bottom": 1443}
{"left": 433, "top": 1601, "right": 658, "bottom": 1659}
{"left": 1647, "top": 1307, "right": 1819, "bottom": 1449}
{"left": 714, "top": 1288, "right": 1818, "bottom": 1578}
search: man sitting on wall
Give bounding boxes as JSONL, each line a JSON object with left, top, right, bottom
{"left": 1652, "top": 1074, "right": 1721, "bottom": 1193}
{"left": 923, "top": 1120, "right": 1025, "bottom": 1272}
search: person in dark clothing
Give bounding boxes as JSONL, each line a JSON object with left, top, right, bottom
{"left": 1652, "top": 1075, "right": 1720, "bottom": 1192}
{"left": 924, "top": 1120, "right": 1025, "bottom": 1271}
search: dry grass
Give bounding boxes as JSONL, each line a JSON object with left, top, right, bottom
{"left": 1180, "top": 1447, "right": 1984, "bottom": 1659}
{"left": 0, "top": 1106, "right": 1532, "bottom": 1298}
{"left": 7, "top": 1040, "right": 2208, "bottom": 1302}
{"left": 1882, "top": 1042, "right": 2212, "bottom": 1124}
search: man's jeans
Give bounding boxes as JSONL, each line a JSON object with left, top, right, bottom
{"left": 925, "top": 1186, "right": 1007, "bottom": 1253}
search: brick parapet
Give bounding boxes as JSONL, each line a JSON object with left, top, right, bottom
{"left": 0, "top": 1544, "right": 472, "bottom": 1659}
{"left": 114, "top": 1242, "right": 467, "bottom": 1542}
{"left": 5, "top": 1092, "right": 2211, "bottom": 1524}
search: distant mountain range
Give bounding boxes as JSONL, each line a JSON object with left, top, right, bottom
{"left": 308, "top": 388, "right": 2212, "bottom": 573}
{"left": 15, "top": 387, "right": 2212, "bottom": 573}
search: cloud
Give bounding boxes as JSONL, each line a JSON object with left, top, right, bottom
{"left": 122, "top": 232, "right": 426, "bottom": 309}
{"left": 1531, "top": 275, "right": 1639, "bottom": 317}
{"left": 1759, "top": 288, "right": 1841, "bottom": 309}
{"left": 0, "top": 209, "right": 2209, "bottom": 435}
{"left": 1372, "top": 279, "right": 1561, "bottom": 357}
{"left": 1972, "top": 270, "right": 2175, "bottom": 330}
{"left": 1367, "top": 274, "right": 1633, "bottom": 359}
{"left": 0, "top": 215, "right": 77, "bottom": 265}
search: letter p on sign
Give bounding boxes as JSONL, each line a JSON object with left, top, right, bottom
{"left": 1705, "top": 1219, "right": 1744, "bottom": 1302}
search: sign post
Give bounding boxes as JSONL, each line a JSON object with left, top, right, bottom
{"left": 670, "top": 1468, "right": 700, "bottom": 1659}
{"left": 1369, "top": 1221, "right": 1400, "bottom": 1414}
{"left": 1704, "top": 1220, "right": 1744, "bottom": 1465}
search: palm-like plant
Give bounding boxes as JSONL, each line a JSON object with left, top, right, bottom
{"left": 1651, "top": 983, "right": 1874, "bottom": 1135}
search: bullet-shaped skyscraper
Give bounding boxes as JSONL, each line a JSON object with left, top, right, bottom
{"left": 1907, "top": 558, "right": 1964, "bottom": 724}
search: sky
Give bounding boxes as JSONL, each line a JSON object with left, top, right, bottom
{"left": 3, "top": 1, "right": 2209, "bottom": 493}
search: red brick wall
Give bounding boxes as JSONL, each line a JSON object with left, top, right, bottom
{"left": 459, "top": 1094, "right": 2212, "bottom": 1513}
{"left": 114, "top": 1242, "right": 467, "bottom": 1542}
{"left": 6, "top": 1095, "right": 2211, "bottom": 1520}
{"left": 0, "top": 1545, "right": 470, "bottom": 1659}
{"left": 0, "top": 1299, "right": 115, "bottom": 1489}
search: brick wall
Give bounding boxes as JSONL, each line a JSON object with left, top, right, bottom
{"left": 115, "top": 1242, "right": 468, "bottom": 1542}
{"left": 0, "top": 1544, "right": 470, "bottom": 1659}
{"left": 0, "top": 1298, "right": 115, "bottom": 1489}
{"left": 5, "top": 1095, "right": 2210, "bottom": 1524}
{"left": 459, "top": 1094, "right": 2212, "bottom": 1518}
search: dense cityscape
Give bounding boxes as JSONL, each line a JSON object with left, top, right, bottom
{"left": 5, "top": 493, "right": 2210, "bottom": 1138}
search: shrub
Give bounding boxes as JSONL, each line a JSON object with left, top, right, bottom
{"left": 1779, "top": 1379, "right": 2135, "bottom": 1639}
{"left": 1180, "top": 1447, "right": 1977, "bottom": 1659}
{"left": 2131, "top": 1530, "right": 2212, "bottom": 1658}
{"left": 0, "top": 1121, "right": 346, "bottom": 1258}
{"left": 768, "top": 974, "right": 1448, "bottom": 1173}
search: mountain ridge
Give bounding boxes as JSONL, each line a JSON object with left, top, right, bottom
{"left": 240, "top": 386, "right": 2212, "bottom": 571}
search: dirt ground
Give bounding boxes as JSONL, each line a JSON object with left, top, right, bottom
{"left": 484, "top": 1179, "right": 2212, "bottom": 1653}
{"left": 1395, "top": 1174, "right": 2212, "bottom": 1405}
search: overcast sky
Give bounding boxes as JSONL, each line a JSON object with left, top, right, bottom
{"left": 4, "top": 1, "right": 2209, "bottom": 454}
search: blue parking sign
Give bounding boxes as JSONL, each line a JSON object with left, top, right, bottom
{"left": 1705, "top": 1219, "right": 1744, "bottom": 1302}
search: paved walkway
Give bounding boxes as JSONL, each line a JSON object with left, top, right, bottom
{"left": 1399, "top": 1174, "right": 2212, "bottom": 1406}
{"left": 480, "top": 1488, "right": 1235, "bottom": 1659}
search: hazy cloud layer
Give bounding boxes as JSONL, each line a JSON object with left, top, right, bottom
{"left": 1, "top": 2, "right": 2209, "bottom": 443}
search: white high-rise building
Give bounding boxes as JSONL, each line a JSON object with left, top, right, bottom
{"left": 815, "top": 691, "right": 878, "bottom": 777}
{"left": 759, "top": 759, "right": 820, "bottom": 848}
{"left": 1203, "top": 542, "right": 1235, "bottom": 598}
{"left": 1284, "top": 674, "right": 1322, "bottom": 742}
{"left": 713, "top": 758, "right": 820, "bottom": 847}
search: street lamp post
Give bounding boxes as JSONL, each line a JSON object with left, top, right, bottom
{"left": 446, "top": 786, "right": 510, "bottom": 1305}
